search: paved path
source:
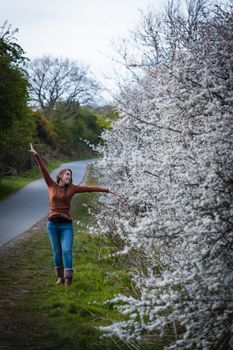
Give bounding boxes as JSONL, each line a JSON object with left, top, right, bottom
{"left": 0, "top": 159, "right": 93, "bottom": 247}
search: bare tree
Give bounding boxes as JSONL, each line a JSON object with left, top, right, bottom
{"left": 28, "top": 55, "right": 99, "bottom": 117}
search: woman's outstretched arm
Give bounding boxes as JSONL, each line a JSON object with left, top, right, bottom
{"left": 74, "top": 184, "right": 117, "bottom": 195}
{"left": 28, "top": 143, "right": 54, "bottom": 187}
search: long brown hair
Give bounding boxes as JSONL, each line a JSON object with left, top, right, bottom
{"left": 56, "top": 169, "right": 73, "bottom": 184}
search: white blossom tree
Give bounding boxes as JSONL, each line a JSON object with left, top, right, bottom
{"left": 93, "top": 1, "right": 233, "bottom": 349}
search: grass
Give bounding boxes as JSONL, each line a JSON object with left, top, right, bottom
{"left": 0, "top": 173, "right": 163, "bottom": 350}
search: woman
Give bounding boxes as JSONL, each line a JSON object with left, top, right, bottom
{"left": 29, "top": 143, "right": 115, "bottom": 287}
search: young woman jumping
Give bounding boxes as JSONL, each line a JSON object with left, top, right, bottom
{"left": 29, "top": 143, "right": 115, "bottom": 287}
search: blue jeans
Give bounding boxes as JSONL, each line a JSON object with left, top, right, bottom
{"left": 47, "top": 222, "right": 74, "bottom": 269}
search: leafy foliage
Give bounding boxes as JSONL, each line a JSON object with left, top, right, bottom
{"left": 39, "top": 105, "right": 111, "bottom": 157}
{"left": 0, "top": 22, "right": 28, "bottom": 132}
{"left": 0, "top": 22, "right": 35, "bottom": 176}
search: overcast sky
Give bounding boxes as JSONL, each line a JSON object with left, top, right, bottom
{"left": 0, "top": 0, "right": 166, "bottom": 99}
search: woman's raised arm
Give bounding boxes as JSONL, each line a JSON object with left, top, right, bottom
{"left": 28, "top": 143, "right": 54, "bottom": 187}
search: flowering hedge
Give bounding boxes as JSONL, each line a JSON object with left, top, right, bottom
{"left": 94, "top": 2, "right": 233, "bottom": 349}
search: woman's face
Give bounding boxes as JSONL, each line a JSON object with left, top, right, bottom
{"left": 60, "top": 170, "right": 72, "bottom": 184}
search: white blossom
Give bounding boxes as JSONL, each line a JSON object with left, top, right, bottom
{"left": 93, "top": 2, "right": 233, "bottom": 349}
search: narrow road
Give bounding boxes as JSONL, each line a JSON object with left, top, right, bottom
{"left": 0, "top": 159, "right": 93, "bottom": 247}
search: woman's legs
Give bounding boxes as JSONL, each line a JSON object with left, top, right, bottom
{"left": 47, "top": 222, "right": 74, "bottom": 286}
{"left": 60, "top": 223, "right": 74, "bottom": 269}
{"left": 47, "top": 221, "right": 63, "bottom": 268}
{"left": 60, "top": 223, "right": 74, "bottom": 287}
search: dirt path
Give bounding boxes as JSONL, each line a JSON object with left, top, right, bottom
{"left": 0, "top": 218, "right": 48, "bottom": 350}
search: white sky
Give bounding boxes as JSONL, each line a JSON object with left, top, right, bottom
{"left": 0, "top": 0, "right": 165, "bottom": 100}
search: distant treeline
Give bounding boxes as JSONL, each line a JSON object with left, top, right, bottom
{"left": 0, "top": 22, "right": 118, "bottom": 178}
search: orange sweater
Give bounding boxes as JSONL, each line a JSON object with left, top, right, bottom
{"left": 34, "top": 154, "right": 109, "bottom": 220}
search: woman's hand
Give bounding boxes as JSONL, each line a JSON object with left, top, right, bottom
{"left": 28, "top": 143, "right": 37, "bottom": 156}
{"left": 108, "top": 188, "right": 118, "bottom": 195}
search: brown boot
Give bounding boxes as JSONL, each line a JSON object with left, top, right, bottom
{"left": 55, "top": 267, "right": 65, "bottom": 285}
{"left": 56, "top": 277, "right": 65, "bottom": 285}
{"left": 64, "top": 269, "right": 73, "bottom": 287}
